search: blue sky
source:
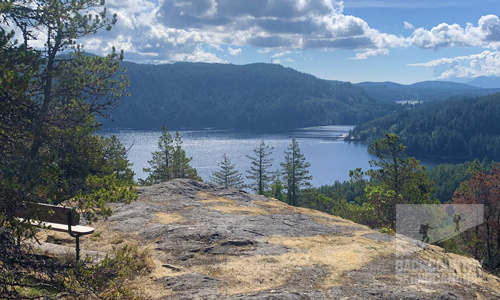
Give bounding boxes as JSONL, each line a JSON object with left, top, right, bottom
{"left": 78, "top": 0, "right": 500, "bottom": 84}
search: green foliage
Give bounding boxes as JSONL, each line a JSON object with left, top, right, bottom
{"left": 330, "top": 198, "right": 378, "bottom": 228}
{"left": 280, "top": 138, "right": 312, "bottom": 206}
{"left": 317, "top": 177, "right": 367, "bottom": 204}
{"left": 299, "top": 134, "right": 436, "bottom": 229}
{"left": 453, "top": 164, "right": 500, "bottom": 273}
{"left": 102, "top": 135, "right": 135, "bottom": 184}
{"left": 0, "top": 0, "right": 133, "bottom": 240}
{"left": 349, "top": 92, "right": 500, "bottom": 160}
{"left": 171, "top": 132, "right": 201, "bottom": 181}
{"left": 246, "top": 140, "right": 274, "bottom": 195}
{"left": 140, "top": 125, "right": 200, "bottom": 185}
{"left": 76, "top": 173, "right": 138, "bottom": 222}
{"left": 210, "top": 153, "right": 244, "bottom": 189}
{"left": 0, "top": 2, "right": 144, "bottom": 299}
{"left": 381, "top": 225, "right": 395, "bottom": 236}
{"left": 62, "top": 245, "right": 150, "bottom": 299}
{"left": 426, "top": 158, "right": 497, "bottom": 203}
{"left": 266, "top": 169, "right": 284, "bottom": 201}
{"left": 105, "top": 62, "right": 399, "bottom": 130}
{"left": 358, "top": 133, "right": 436, "bottom": 228}
{"left": 367, "top": 133, "right": 435, "bottom": 205}
{"left": 300, "top": 188, "right": 335, "bottom": 212}
{"left": 0, "top": 232, "right": 150, "bottom": 299}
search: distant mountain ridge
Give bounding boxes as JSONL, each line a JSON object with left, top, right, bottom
{"left": 466, "top": 76, "right": 500, "bottom": 89}
{"left": 356, "top": 79, "right": 500, "bottom": 102}
{"left": 106, "top": 62, "right": 398, "bottom": 130}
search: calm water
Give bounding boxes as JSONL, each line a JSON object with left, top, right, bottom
{"left": 100, "top": 125, "right": 447, "bottom": 187}
{"left": 100, "top": 125, "right": 375, "bottom": 187}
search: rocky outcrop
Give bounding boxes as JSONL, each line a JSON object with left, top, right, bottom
{"left": 77, "top": 179, "right": 500, "bottom": 299}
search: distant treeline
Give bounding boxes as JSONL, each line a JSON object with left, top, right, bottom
{"left": 347, "top": 92, "right": 500, "bottom": 160}
{"left": 106, "top": 62, "right": 399, "bottom": 129}
{"left": 355, "top": 81, "right": 500, "bottom": 102}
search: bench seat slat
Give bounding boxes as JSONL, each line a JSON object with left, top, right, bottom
{"left": 27, "top": 220, "right": 94, "bottom": 235}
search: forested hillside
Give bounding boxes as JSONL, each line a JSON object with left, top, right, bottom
{"left": 106, "top": 62, "right": 398, "bottom": 129}
{"left": 347, "top": 92, "right": 500, "bottom": 160}
{"left": 356, "top": 81, "right": 500, "bottom": 102}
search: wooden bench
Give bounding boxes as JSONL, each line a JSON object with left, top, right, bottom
{"left": 16, "top": 202, "right": 94, "bottom": 261}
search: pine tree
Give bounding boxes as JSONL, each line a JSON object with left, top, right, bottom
{"left": 0, "top": 0, "right": 129, "bottom": 223}
{"left": 246, "top": 140, "right": 274, "bottom": 195}
{"left": 171, "top": 132, "right": 201, "bottom": 181}
{"left": 141, "top": 125, "right": 173, "bottom": 185}
{"left": 102, "top": 135, "right": 135, "bottom": 184}
{"left": 281, "top": 138, "right": 312, "bottom": 206}
{"left": 268, "top": 169, "right": 284, "bottom": 201}
{"left": 141, "top": 126, "right": 200, "bottom": 185}
{"left": 210, "top": 153, "right": 244, "bottom": 188}
{"left": 362, "top": 133, "right": 436, "bottom": 229}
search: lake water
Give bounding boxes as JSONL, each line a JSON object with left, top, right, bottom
{"left": 99, "top": 125, "right": 443, "bottom": 187}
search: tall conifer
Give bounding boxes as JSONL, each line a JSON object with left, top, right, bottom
{"left": 281, "top": 138, "right": 312, "bottom": 206}
{"left": 246, "top": 140, "right": 274, "bottom": 195}
{"left": 211, "top": 153, "right": 244, "bottom": 188}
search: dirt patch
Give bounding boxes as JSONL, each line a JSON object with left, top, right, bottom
{"left": 206, "top": 205, "right": 270, "bottom": 216}
{"left": 200, "top": 198, "right": 236, "bottom": 205}
{"left": 154, "top": 212, "right": 187, "bottom": 224}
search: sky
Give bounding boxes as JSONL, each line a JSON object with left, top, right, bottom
{"left": 75, "top": 0, "right": 500, "bottom": 84}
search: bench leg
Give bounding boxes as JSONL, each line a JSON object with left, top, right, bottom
{"left": 75, "top": 235, "right": 80, "bottom": 262}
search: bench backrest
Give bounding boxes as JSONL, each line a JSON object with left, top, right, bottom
{"left": 16, "top": 203, "right": 80, "bottom": 226}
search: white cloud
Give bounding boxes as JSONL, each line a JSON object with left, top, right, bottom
{"left": 409, "top": 15, "right": 500, "bottom": 50}
{"left": 344, "top": 0, "right": 473, "bottom": 9}
{"left": 272, "top": 51, "right": 292, "bottom": 58}
{"left": 409, "top": 51, "right": 500, "bottom": 79}
{"left": 76, "top": 0, "right": 406, "bottom": 63}
{"left": 228, "top": 47, "right": 242, "bottom": 56}
{"left": 351, "top": 48, "right": 389, "bottom": 60}
{"left": 404, "top": 21, "right": 414, "bottom": 30}
{"left": 171, "top": 45, "right": 227, "bottom": 63}
{"left": 73, "top": 0, "right": 500, "bottom": 69}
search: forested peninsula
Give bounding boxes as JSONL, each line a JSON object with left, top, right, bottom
{"left": 105, "top": 62, "right": 399, "bottom": 129}
{"left": 347, "top": 92, "right": 500, "bottom": 160}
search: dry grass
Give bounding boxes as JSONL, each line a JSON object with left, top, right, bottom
{"left": 206, "top": 204, "right": 270, "bottom": 216}
{"left": 415, "top": 245, "right": 500, "bottom": 290}
{"left": 200, "top": 198, "right": 236, "bottom": 205}
{"left": 192, "top": 230, "right": 394, "bottom": 296}
{"left": 34, "top": 189, "right": 500, "bottom": 299}
{"left": 198, "top": 192, "right": 237, "bottom": 205}
{"left": 311, "top": 216, "right": 354, "bottom": 228}
{"left": 154, "top": 212, "right": 187, "bottom": 224}
{"left": 129, "top": 277, "right": 173, "bottom": 300}
{"left": 254, "top": 200, "right": 362, "bottom": 226}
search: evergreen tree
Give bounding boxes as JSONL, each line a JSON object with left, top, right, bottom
{"left": 363, "top": 133, "right": 436, "bottom": 228}
{"left": 267, "top": 169, "right": 284, "bottom": 201}
{"left": 171, "top": 132, "right": 201, "bottom": 181}
{"left": 210, "top": 153, "right": 244, "bottom": 188}
{"left": 102, "top": 135, "right": 135, "bottom": 184}
{"left": 140, "top": 126, "right": 199, "bottom": 185}
{"left": 0, "top": 0, "right": 130, "bottom": 229}
{"left": 0, "top": 1, "right": 140, "bottom": 298}
{"left": 280, "top": 138, "right": 312, "bottom": 206}
{"left": 246, "top": 140, "right": 274, "bottom": 195}
{"left": 367, "top": 133, "right": 435, "bottom": 205}
{"left": 141, "top": 125, "right": 173, "bottom": 185}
